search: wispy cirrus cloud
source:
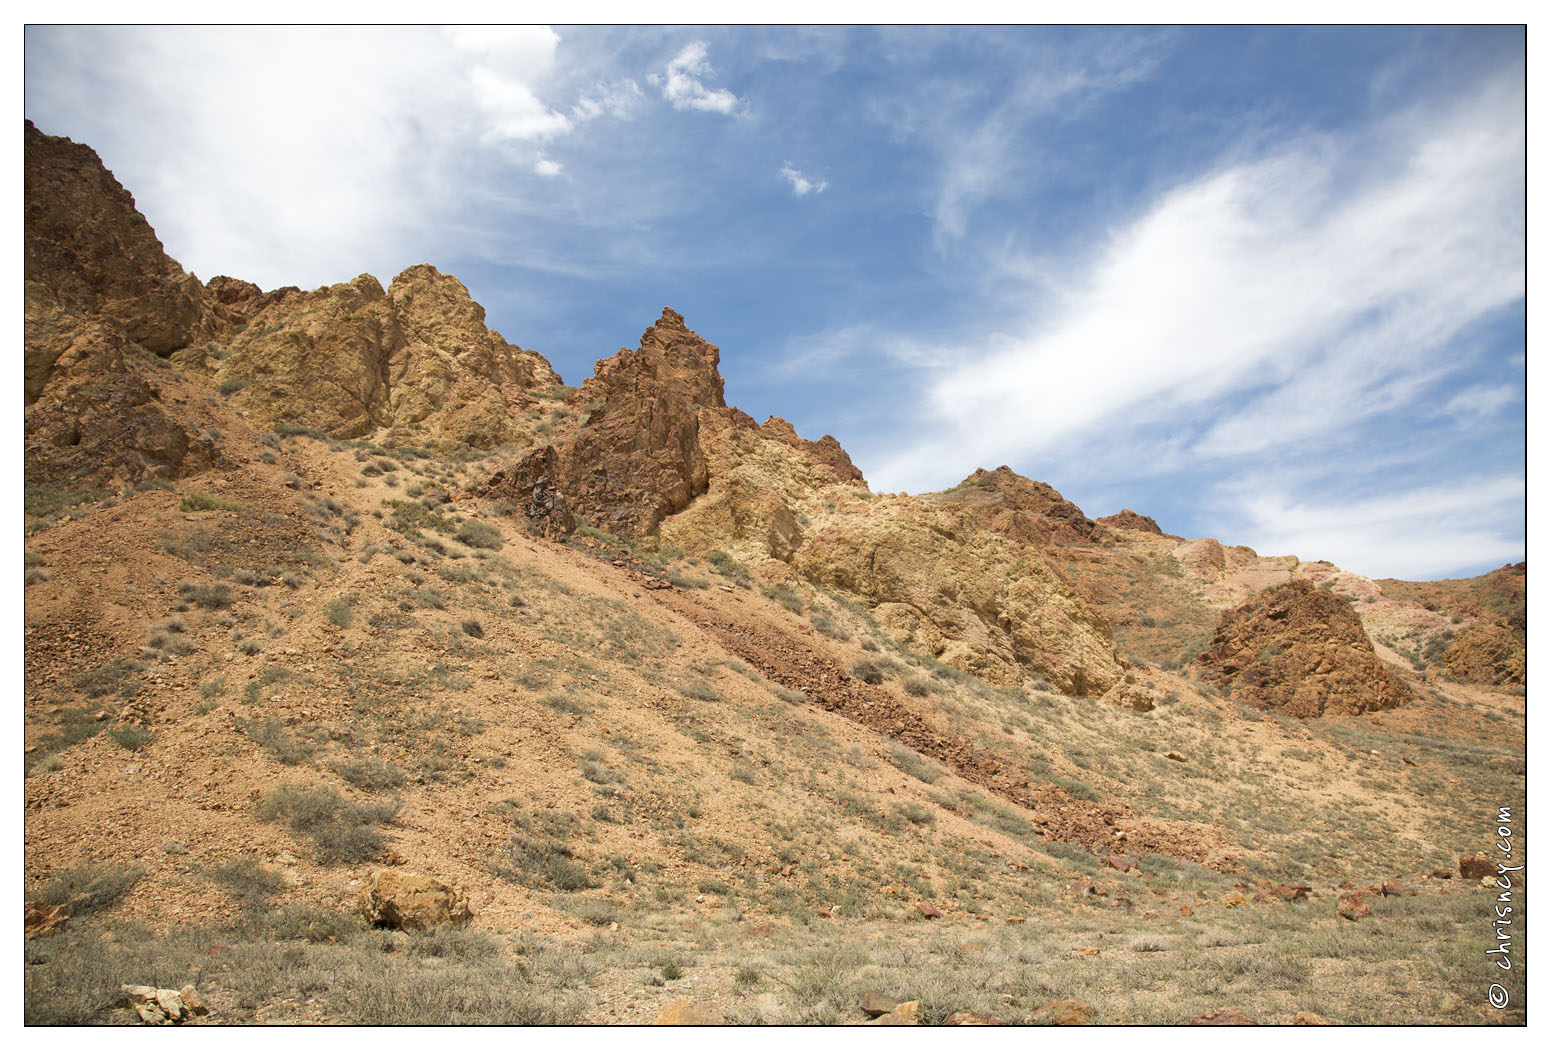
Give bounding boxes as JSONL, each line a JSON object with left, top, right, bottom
{"left": 1222, "top": 475, "right": 1526, "bottom": 580}
{"left": 859, "top": 65, "right": 1523, "bottom": 577}
{"left": 872, "top": 31, "right": 1175, "bottom": 245}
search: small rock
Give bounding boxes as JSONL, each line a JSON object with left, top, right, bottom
{"left": 859, "top": 990, "right": 898, "bottom": 1017}
{"left": 1336, "top": 897, "right": 1372, "bottom": 921}
{"left": 944, "top": 1010, "right": 1002, "bottom": 1025}
{"left": 1428, "top": 869, "right": 1453, "bottom": 880}
{"left": 1292, "top": 1010, "right": 1330, "bottom": 1025}
{"left": 1380, "top": 881, "right": 1414, "bottom": 897}
{"left": 1272, "top": 884, "right": 1310, "bottom": 902}
{"left": 916, "top": 901, "right": 941, "bottom": 919}
{"left": 1026, "top": 998, "right": 1093, "bottom": 1026}
{"left": 1164, "top": 751, "right": 1187, "bottom": 762}
{"left": 1075, "top": 946, "right": 1101, "bottom": 957}
{"left": 891, "top": 1001, "right": 922, "bottom": 1021}
{"left": 119, "top": 983, "right": 208, "bottom": 1024}
{"left": 652, "top": 1000, "right": 725, "bottom": 1025}
{"left": 1460, "top": 855, "right": 1495, "bottom": 880}
{"left": 1190, "top": 1008, "right": 1258, "bottom": 1025}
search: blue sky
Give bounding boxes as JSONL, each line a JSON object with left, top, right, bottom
{"left": 24, "top": 26, "right": 1525, "bottom": 580}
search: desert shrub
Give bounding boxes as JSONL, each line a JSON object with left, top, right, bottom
{"left": 499, "top": 811, "right": 595, "bottom": 891}
{"left": 34, "top": 863, "right": 142, "bottom": 914}
{"left": 706, "top": 550, "right": 751, "bottom": 586}
{"left": 729, "top": 762, "right": 759, "bottom": 785}
{"left": 461, "top": 619, "right": 484, "bottom": 638}
{"left": 108, "top": 723, "right": 152, "bottom": 751}
{"left": 540, "top": 692, "right": 587, "bottom": 714}
{"left": 257, "top": 785, "right": 399, "bottom": 865}
{"left": 895, "top": 802, "right": 936, "bottom": 826}
{"left": 407, "top": 588, "right": 446, "bottom": 610}
{"left": 888, "top": 744, "right": 944, "bottom": 784}
{"left": 178, "top": 580, "right": 234, "bottom": 610}
{"left": 204, "top": 857, "right": 286, "bottom": 908}
{"left": 568, "top": 901, "right": 621, "bottom": 927}
{"left": 407, "top": 927, "right": 499, "bottom": 960}
{"left": 331, "top": 758, "right": 407, "bottom": 791}
{"left": 763, "top": 586, "right": 805, "bottom": 613}
{"left": 241, "top": 717, "right": 316, "bottom": 765}
{"left": 676, "top": 678, "right": 722, "bottom": 702}
{"left": 266, "top": 904, "right": 367, "bottom": 943}
{"left": 179, "top": 492, "right": 243, "bottom": 512}
{"left": 809, "top": 613, "right": 850, "bottom": 640}
{"left": 326, "top": 597, "right": 355, "bottom": 628}
{"left": 457, "top": 521, "right": 504, "bottom": 551}
{"left": 851, "top": 660, "right": 884, "bottom": 685}
{"left": 74, "top": 658, "right": 146, "bottom": 699}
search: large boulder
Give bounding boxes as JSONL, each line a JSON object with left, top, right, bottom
{"left": 357, "top": 870, "right": 472, "bottom": 931}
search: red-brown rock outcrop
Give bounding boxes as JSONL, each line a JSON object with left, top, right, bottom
{"left": 1442, "top": 622, "right": 1526, "bottom": 685}
{"left": 1196, "top": 580, "right": 1411, "bottom": 717}
{"left": 1097, "top": 508, "right": 1164, "bottom": 535}
{"left": 935, "top": 466, "right": 1098, "bottom": 544}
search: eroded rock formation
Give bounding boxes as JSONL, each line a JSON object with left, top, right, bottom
{"left": 1197, "top": 580, "right": 1412, "bottom": 717}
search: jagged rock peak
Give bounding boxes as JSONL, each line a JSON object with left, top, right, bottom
{"left": 758, "top": 416, "right": 865, "bottom": 483}
{"left": 598, "top": 306, "right": 726, "bottom": 410}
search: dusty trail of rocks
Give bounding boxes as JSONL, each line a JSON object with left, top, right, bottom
{"left": 651, "top": 586, "right": 1233, "bottom": 870}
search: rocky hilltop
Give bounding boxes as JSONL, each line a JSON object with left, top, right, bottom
{"left": 24, "top": 121, "right": 560, "bottom": 485}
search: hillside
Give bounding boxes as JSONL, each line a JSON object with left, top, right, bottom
{"left": 22, "top": 120, "right": 1526, "bottom": 1026}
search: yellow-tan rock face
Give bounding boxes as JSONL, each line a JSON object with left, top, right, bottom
{"left": 791, "top": 499, "right": 1128, "bottom": 694}
{"left": 213, "top": 264, "right": 559, "bottom": 444}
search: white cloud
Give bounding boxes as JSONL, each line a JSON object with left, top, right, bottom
{"left": 1228, "top": 476, "right": 1525, "bottom": 580}
{"left": 779, "top": 163, "right": 827, "bottom": 197}
{"left": 572, "top": 79, "right": 644, "bottom": 122}
{"left": 870, "top": 70, "right": 1525, "bottom": 494}
{"left": 449, "top": 27, "right": 571, "bottom": 143}
{"left": 1441, "top": 384, "right": 1520, "bottom": 420}
{"left": 22, "top": 26, "right": 610, "bottom": 289}
{"left": 653, "top": 41, "right": 742, "bottom": 115}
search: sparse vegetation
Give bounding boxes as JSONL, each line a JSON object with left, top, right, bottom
{"left": 256, "top": 785, "right": 400, "bottom": 865}
{"left": 180, "top": 492, "right": 244, "bottom": 512}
